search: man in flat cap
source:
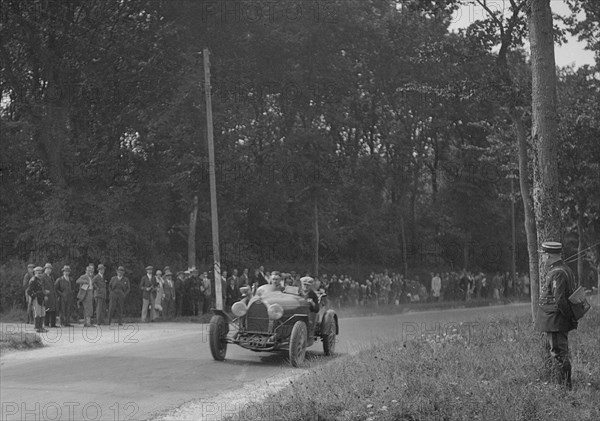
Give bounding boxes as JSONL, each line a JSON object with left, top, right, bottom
{"left": 93, "top": 264, "right": 107, "bottom": 325}
{"left": 109, "top": 266, "right": 130, "bottom": 325}
{"left": 27, "top": 267, "right": 48, "bottom": 332}
{"left": 23, "top": 263, "right": 35, "bottom": 324}
{"left": 42, "top": 263, "right": 58, "bottom": 328}
{"left": 55, "top": 265, "right": 74, "bottom": 327}
{"left": 534, "top": 241, "right": 578, "bottom": 390}
{"left": 140, "top": 266, "right": 157, "bottom": 322}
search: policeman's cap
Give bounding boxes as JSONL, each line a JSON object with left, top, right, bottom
{"left": 540, "top": 241, "right": 562, "bottom": 254}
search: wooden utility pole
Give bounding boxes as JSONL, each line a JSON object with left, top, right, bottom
{"left": 203, "top": 47, "right": 222, "bottom": 310}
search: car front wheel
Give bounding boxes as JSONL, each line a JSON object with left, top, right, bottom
{"left": 209, "top": 315, "right": 228, "bottom": 361}
{"left": 289, "top": 320, "right": 307, "bottom": 367}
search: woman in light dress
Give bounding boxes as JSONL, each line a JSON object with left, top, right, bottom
{"left": 154, "top": 270, "right": 165, "bottom": 314}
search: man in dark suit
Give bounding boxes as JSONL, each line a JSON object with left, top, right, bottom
{"left": 534, "top": 241, "right": 578, "bottom": 390}
{"left": 175, "top": 271, "right": 186, "bottom": 316}
{"left": 55, "top": 265, "right": 74, "bottom": 327}
{"left": 27, "top": 267, "right": 48, "bottom": 333}
{"left": 93, "top": 264, "right": 107, "bottom": 325}
{"left": 109, "top": 266, "right": 130, "bottom": 325}
{"left": 256, "top": 266, "right": 268, "bottom": 288}
{"left": 23, "top": 263, "right": 35, "bottom": 324}
{"left": 140, "top": 266, "right": 157, "bottom": 322}
{"left": 162, "top": 270, "right": 175, "bottom": 318}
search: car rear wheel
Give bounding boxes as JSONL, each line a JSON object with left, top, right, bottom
{"left": 289, "top": 321, "right": 307, "bottom": 367}
{"left": 322, "top": 315, "right": 336, "bottom": 356}
{"left": 209, "top": 315, "right": 228, "bottom": 361}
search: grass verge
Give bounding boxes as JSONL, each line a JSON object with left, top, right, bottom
{"left": 231, "top": 306, "right": 600, "bottom": 421}
{"left": 0, "top": 330, "right": 44, "bottom": 354}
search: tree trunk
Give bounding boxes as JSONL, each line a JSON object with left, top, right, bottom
{"left": 313, "top": 196, "right": 319, "bottom": 278}
{"left": 188, "top": 195, "right": 199, "bottom": 270}
{"left": 400, "top": 214, "right": 408, "bottom": 277}
{"left": 528, "top": 0, "right": 561, "bottom": 302}
{"left": 509, "top": 111, "right": 539, "bottom": 320}
{"left": 511, "top": 176, "right": 517, "bottom": 296}
{"left": 577, "top": 208, "right": 584, "bottom": 286}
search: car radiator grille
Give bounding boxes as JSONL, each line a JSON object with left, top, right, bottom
{"left": 246, "top": 302, "right": 269, "bottom": 332}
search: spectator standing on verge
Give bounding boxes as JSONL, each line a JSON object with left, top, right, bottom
{"left": 140, "top": 266, "right": 157, "bottom": 322}
{"left": 175, "top": 271, "right": 186, "bottom": 316}
{"left": 55, "top": 265, "right": 74, "bottom": 327}
{"left": 42, "top": 263, "right": 58, "bottom": 328}
{"left": 154, "top": 270, "right": 165, "bottom": 315}
{"left": 108, "top": 266, "right": 130, "bottom": 326}
{"left": 201, "top": 272, "right": 212, "bottom": 315}
{"left": 93, "top": 264, "right": 107, "bottom": 325}
{"left": 23, "top": 263, "right": 35, "bottom": 324}
{"left": 163, "top": 270, "right": 175, "bottom": 318}
{"left": 76, "top": 264, "right": 95, "bottom": 327}
{"left": 27, "top": 266, "right": 48, "bottom": 333}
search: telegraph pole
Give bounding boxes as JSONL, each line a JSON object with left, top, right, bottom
{"left": 203, "top": 47, "right": 222, "bottom": 310}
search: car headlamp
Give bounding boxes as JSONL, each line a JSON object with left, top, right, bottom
{"left": 267, "top": 303, "right": 284, "bottom": 320}
{"left": 231, "top": 301, "right": 247, "bottom": 317}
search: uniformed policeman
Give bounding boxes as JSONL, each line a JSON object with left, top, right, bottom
{"left": 534, "top": 241, "right": 578, "bottom": 390}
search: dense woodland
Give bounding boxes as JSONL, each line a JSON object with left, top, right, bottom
{"left": 1, "top": 0, "right": 599, "bottom": 311}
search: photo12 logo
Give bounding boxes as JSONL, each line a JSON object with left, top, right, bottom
{"left": 1, "top": 401, "right": 139, "bottom": 421}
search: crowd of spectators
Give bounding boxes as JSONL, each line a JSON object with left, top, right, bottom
{"left": 21, "top": 262, "right": 530, "bottom": 331}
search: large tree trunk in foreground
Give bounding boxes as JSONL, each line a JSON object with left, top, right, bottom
{"left": 528, "top": 0, "right": 561, "bottom": 301}
{"left": 509, "top": 111, "right": 539, "bottom": 320}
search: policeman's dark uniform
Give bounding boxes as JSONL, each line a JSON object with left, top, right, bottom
{"left": 534, "top": 241, "right": 577, "bottom": 389}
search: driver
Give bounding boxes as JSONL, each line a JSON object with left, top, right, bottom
{"left": 300, "top": 276, "right": 319, "bottom": 313}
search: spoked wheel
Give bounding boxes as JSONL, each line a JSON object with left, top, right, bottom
{"left": 322, "top": 315, "right": 337, "bottom": 356}
{"left": 289, "top": 321, "right": 307, "bottom": 367}
{"left": 209, "top": 315, "right": 228, "bottom": 361}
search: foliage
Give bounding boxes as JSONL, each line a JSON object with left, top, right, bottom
{"left": 1, "top": 0, "right": 598, "bottom": 308}
{"left": 230, "top": 307, "right": 600, "bottom": 421}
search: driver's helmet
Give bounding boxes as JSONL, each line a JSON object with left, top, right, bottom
{"left": 300, "top": 276, "right": 314, "bottom": 292}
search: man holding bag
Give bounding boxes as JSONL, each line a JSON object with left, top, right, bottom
{"left": 534, "top": 241, "right": 578, "bottom": 390}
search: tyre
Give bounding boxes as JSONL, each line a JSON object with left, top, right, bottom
{"left": 209, "top": 315, "right": 228, "bottom": 361}
{"left": 289, "top": 320, "right": 307, "bottom": 367}
{"left": 322, "top": 314, "right": 337, "bottom": 356}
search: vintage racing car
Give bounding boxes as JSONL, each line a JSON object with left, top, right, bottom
{"left": 208, "top": 281, "right": 339, "bottom": 367}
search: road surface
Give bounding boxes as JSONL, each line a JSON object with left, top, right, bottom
{"left": 0, "top": 303, "right": 530, "bottom": 420}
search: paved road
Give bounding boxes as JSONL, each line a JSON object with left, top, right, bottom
{"left": 0, "top": 303, "right": 530, "bottom": 421}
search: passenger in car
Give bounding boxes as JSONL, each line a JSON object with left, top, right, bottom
{"left": 300, "top": 276, "right": 320, "bottom": 313}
